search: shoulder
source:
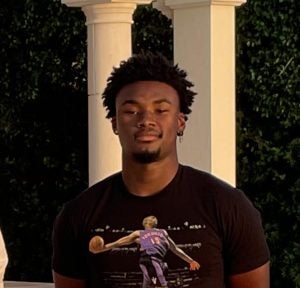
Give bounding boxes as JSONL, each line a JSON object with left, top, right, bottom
{"left": 56, "top": 172, "right": 122, "bottom": 224}
{"left": 181, "top": 165, "right": 233, "bottom": 189}
{"left": 132, "top": 230, "right": 141, "bottom": 237}
{"left": 158, "top": 228, "right": 168, "bottom": 237}
{"left": 180, "top": 166, "right": 269, "bottom": 274}
{"left": 180, "top": 164, "right": 238, "bottom": 197}
{"left": 66, "top": 172, "right": 121, "bottom": 209}
{"left": 180, "top": 165, "right": 258, "bottom": 216}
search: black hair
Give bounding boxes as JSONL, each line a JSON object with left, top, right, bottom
{"left": 102, "top": 51, "right": 196, "bottom": 119}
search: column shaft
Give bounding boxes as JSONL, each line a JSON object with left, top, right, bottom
{"left": 83, "top": 3, "right": 136, "bottom": 185}
{"left": 62, "top": 0, "right": 152, "bottom": 186}
{"left": 163, "top": 0, "right": 246, "bottom": 185}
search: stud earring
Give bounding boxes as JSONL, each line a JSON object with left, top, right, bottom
{"left": 113, "top": 129, "right": 118, "bottom": 135}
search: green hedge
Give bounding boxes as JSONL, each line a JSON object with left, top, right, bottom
{"left": 0, "top": 0, "right": 88, "bottom": 281}
{"left": 236, "top": 1, "right": 299, "bottom": 287}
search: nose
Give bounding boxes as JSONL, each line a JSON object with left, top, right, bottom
{"left": 136, "top": 110, "right": 156, "bottom": 128}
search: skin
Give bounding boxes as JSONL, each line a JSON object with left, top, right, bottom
{"left": 53, "top": 80, "right": 270, "bottom": 288}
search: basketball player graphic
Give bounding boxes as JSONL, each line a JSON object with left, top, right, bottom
{"left": 89, "top": 216, "right": 200, "bottom": 288}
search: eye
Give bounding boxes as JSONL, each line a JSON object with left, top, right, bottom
{"left": 124, "top": 110, "right": 139, "bottom": 115}
{"left": 156, "top": 108, "right": 169, "bottom": 114}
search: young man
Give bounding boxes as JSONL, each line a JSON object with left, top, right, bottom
{"left": 89, "top": 215, "right": 200, "bottom": 287}
{"left": 52, "top": 52, "right": 270, "bottom": 288}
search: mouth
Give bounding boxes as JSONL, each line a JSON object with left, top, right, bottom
{"left": 134, "top": 130, "right": 162, "bottom": 142}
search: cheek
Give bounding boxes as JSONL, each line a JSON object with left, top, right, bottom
{"left": 116, "top": 123, "right": 134, "bottom": 146}
{"left": 116, "top": 110, "right": 137, "bottom": 124}
{"left": 162, "top": 121, "right": 179, "bottom": 139}
{"left": 116, "top": 116, "right": 130, "bottom": 131}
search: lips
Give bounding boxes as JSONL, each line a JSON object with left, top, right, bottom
{"left": 135, "top": 135, "right": 158, "bottom": 142}
{"left": 134, "top": 130, "right": 162, "bottom": 142}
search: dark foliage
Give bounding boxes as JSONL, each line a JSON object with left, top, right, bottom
{"left": 132, "top": 5, "right": 173, "bottom": 59}
{"left": 236, "top": 0, "right": 299, "bottom": 287}
{"left": 0, "top": 0, "right": 88, "bottom": 281}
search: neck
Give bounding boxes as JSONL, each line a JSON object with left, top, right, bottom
{"left": 122, "top": 157, "right": 179, "bottom": 197}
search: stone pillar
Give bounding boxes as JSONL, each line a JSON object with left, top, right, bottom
{"left": 61, "top": 0, "right": 152, "bottom": 186}
{"left": 155, "top": 0, "right": 246, "bottom": 186}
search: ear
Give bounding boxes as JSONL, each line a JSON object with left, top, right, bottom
{"left": 111, "top": 117, "right": 118, "bottom": 135}
{"left": 177, "top": 112, "right": 186, "bottom": 133}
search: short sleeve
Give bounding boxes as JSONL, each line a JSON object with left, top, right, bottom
{"left": 52, "top": 205, "right": 87, "bottom": 279}
{"left": 221, "top": 190, "right": 270, "bottom": 275}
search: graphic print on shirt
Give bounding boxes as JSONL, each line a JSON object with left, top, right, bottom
{"left": 88, "top": 216, "right": 204, "bottom": 288}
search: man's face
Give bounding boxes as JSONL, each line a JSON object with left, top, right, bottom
{"left": 113, "top": 81, "right": 186, "bottom": 164}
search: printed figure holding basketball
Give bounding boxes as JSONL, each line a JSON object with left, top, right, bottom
{"left": 89, "top": 216, "right": 200, "bottom": 288}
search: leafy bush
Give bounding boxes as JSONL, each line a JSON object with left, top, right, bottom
{"left": 236, "top": 0, "right": 299, "bottom": 287}
{"left": 0, "top": 0, "right": 88, "bottom": 281}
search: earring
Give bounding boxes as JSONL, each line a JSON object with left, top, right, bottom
{"left": 177, "top": 131, "right": 183, "bottom": 143}
{"left": 113, "top": 129, "right": 118, "bottom": 135}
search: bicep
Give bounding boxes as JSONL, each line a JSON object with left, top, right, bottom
{"left": 228, "top": 261, "right": 270, "bottom": 288}
{"left": 53, "top": 271, "right": 86, "bottom": 288}
{"left": 116, "top": 231, "right": 139, "bottom": 246}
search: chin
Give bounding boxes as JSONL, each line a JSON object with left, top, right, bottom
{"left": 132, "top": 150, "right": 161, "bottom": 164}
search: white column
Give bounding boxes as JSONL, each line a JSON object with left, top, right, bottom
{"left": 156, "top": 0, "right": 246, "bottom": 186}
{"left": 62, "top": 0, "right": 151, "bottom": 186}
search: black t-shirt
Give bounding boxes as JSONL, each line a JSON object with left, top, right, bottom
{"left": 52, "top": 165, "right": 269, "bottom": 288}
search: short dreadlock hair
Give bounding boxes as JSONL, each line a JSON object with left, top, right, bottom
{"left": 102, "top": 52, "right": 196, "bottom": 120}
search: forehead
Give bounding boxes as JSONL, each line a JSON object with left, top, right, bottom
{"left": 115, "top": 81, "right": 180, "bottom": 106}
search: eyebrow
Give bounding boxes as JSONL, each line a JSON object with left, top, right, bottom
{"left": 121, "top": 98, "right": 173, "bottom": 106}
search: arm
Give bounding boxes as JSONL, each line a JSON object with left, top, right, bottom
{"left": 168, "top": 236, "right": 200, "bottom": 270}
{"left": 52, "top": 206, "right": 88, "bottom": 287}
{"left": 228, "top": 261, "right": 270, "bottom": 288}
{"left": 53, "top": 271, "right": 86, "bottom": 288}
{"left": 220, "top": 190, "right": 270, "bottom": 287}
{"left": 89, "top": 230, "right": 140, "bottom": 254}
